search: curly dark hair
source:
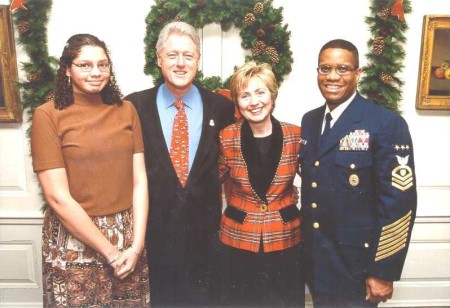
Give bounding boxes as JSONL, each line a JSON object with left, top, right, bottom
{"left": 54, "top": 34, "right": 122, "bottom": 109}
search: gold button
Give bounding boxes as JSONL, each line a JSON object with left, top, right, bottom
{"left": 313, "top": 222, "right": 319, "bottom": 229}
{"left": 350, "top": 163, "right": 356, "bottom": 169}
{"left": 311, "top": 203, "right": 317, "bottom": 209}
{"left": 260, "top": 204, "right": 268, "bottom": 212}
{"left": 364, "top": 243, "right": 369, "bottom": 248}
{"left": 314, "top": 161, "right": 320, "bottom": 167}
{"left": 311, "top": 182, "right": 317, "bottom": 188}
{"left": 349, "top": 174, "right": 359, "bottom": 186}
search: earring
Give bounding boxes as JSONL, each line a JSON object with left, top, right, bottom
{"left": 67, "top": 76, "right": 71, "bottom": 88}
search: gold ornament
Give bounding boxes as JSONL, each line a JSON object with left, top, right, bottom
{"left": 254, "top": 2, "right": 264, "bottom": 13}
{"left": 244, "top": 13, "right": 256, "bottom": 25}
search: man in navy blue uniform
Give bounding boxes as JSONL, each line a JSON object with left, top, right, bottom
{"left": 299, "top": 39, "right": 417, "bottom": 307}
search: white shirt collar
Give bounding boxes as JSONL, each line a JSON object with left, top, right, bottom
{"left": 324, "top": 92, "right": 357, "bottom": 129}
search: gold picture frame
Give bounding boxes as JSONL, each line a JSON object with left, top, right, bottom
{"left": 0, "top": 5, "right": 22, "bottom": 122}
{"left": 416, "top": 15, "right": 450, "bottom": 110}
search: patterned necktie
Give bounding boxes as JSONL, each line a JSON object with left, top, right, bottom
{"left": 170, "top": 100, "right": 189, "bottom": 187}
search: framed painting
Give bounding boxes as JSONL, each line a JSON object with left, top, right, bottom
{"left": 416, "top": 15, "right": 450, "bottom": 110}
{"left": 0, "top": 5, "right": 21, "bottom": 122}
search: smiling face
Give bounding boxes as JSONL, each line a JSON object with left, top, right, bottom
{"left": 66, "top": 45, "right": 110, "bottom": 95}
{"left": 317, "top": 48, "right": 361, "bottom": 111}
{"left": 237, "top": 77, "right": 273, "bottom": 128}
{"left": 157, "top": 33, "right": 200, "bottom": 97}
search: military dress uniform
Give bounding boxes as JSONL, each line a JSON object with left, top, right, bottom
{"left": 299, "top": 93, "right": 417, "bottom": 307}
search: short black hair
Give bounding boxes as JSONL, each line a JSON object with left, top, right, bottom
{"left": 319, "top": 39, "right": 359, "bottom": 68}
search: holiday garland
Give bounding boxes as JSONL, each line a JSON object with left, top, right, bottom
{"left": 12, "top": 0, "right": 53, "bottom": 211}
{"left": 13, "top": 0, "right": 55, "bottom": 131}
{"left": 359, "top": 0, "right": 411, "bottom": 114}
{"left": 12, "top": 0, "right": 412, "bottom": 126}
{"left": 144, "top": 0, "right": 293, "bottom": 91}
{"left": 10, "top": 0, "right": 412, "bottom": 211}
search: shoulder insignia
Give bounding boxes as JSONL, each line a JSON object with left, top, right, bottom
{"left": 375, "top": 211, "right": 412, "bottom": 262}
{"left": 392, "top": 155, "right": 414, "bottom": 191}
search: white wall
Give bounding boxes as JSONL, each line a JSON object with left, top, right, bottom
{"left": 1, "top": 0, "right": 449, "bottom": 306}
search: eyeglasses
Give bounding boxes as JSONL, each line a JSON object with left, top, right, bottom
{"left": 72, "top": 62, "right": 111, "bottom": 72}
{"left": 317, "top": 65, "right": 357, "bottom": 76}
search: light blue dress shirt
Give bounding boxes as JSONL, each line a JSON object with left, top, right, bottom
{"left": 156, "top": 84, "right": 203, "bottom": 172}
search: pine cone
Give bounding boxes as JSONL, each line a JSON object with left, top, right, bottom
{"left": 254, "top": 2, "right": 264, "bottom": 13}
{"left": 17, "top": 21, "right": 31, "bottom": 34}
{"left": 244, "top": 13, "right": 256, "bottom": 25}
{"left": 267, "top": 24, "right": 276, "bottom": 33}
{"left": 256, "top": 28, "right": 266, "bottom": 39}
{"left": 372, "top": 37, "right": 385, "bottom": 56}
{"left": 252, "top": 41, "right": 267, "bottom": 56}
{"left": 373, "top": 93, "right": 385, "bottom": 103}
{"left": 45, "top": 91, "right": 55, "bottom": 102}
{"left": 379, "top": 72, "right": 394, "bottom": 85}
{"left": 378, "top": 6, "right": 390, "bottom": 20}
{"left": 27, "top": 73, "right": 41, "bottom": 82}
{"left": 265, "top": 46, "right": 280, "bottom": 64}
{"left": 380, "top": 26, "right": 389, "bottom": 37}
{"left": 157, "top": 15, "right": 166, "bottom": 24}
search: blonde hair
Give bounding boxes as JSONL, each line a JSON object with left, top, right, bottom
{"left": 229, "top": 61, "right": 278, "bottom": 109}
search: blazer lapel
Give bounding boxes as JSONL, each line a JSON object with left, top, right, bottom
{"left": 142, "top": 87, "right": 179, "bottom": 179}
{"left": 187, "top": 90, "right": 217, "bottom": 183}
{"left": 311, "top": 106, "right": 325, "bottom": 153}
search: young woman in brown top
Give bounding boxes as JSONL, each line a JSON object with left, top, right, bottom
{"left": 31, "top": 34, "right": 150, "bottom": 307}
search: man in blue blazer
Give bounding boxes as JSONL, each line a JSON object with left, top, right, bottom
{"left": 125, "top": 22, "right": 234, "bottom": 307}
{"left": 299, "top": 39, "right": 417, "bottom": 307}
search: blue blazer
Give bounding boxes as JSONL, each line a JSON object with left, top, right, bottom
{"left": 299, "top": 93, "right": 417, "bottom": 298}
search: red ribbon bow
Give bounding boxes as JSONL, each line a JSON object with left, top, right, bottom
{"left": 9, "top": 0, "right": 28, "bottom": 12}
{"left": 391, "top": 0, "right": 405, "bottom": 21}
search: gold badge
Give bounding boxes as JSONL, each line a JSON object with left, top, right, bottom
{"left": 349, "top": 174, "right": 359, "bottom": 186}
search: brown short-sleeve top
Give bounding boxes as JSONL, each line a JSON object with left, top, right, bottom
{"left": 31, "top": 92, "right": 144, "bottom": 216}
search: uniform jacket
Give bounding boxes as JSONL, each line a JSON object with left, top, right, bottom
{"left": 219, "top": 117, "right": 302, "bottom": 253}
{"left": 124, "top": 85, "right": 235, "bottom": 268}
{"left": 299, "top": 93, "right": 417, "bottom": 296}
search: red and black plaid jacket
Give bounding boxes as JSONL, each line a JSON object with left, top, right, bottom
{"left": 218, "top": 118, "right": 302, "bottom": 253}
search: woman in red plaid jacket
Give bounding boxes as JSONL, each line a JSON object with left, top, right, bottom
{"left": 217, "top": 61, "right": 304, "bottom": 307}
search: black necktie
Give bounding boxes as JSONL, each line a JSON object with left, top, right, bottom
{"left": 322, "top": 112, "right": 332, "bottom": 136}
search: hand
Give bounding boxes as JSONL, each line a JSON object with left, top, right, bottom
{"left": 111, "top": 248, "right": 139, "bottom": 280}
{"left": 366, "top": 276, "right": 393, "bottom": 304}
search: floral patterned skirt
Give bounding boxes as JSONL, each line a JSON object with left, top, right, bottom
{"left": 42, "top": 207, "right": 150, "bottom": 307}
